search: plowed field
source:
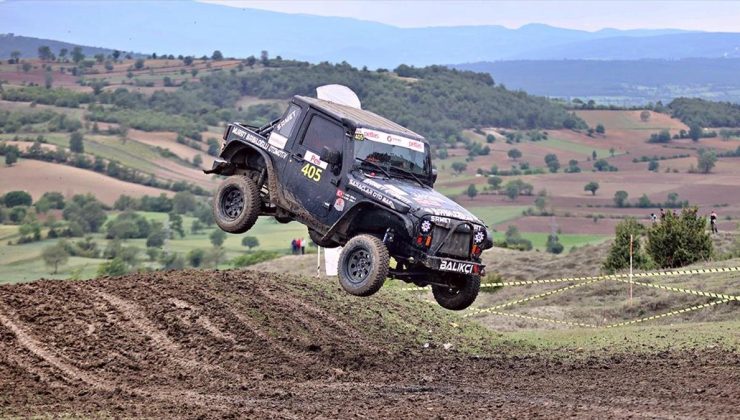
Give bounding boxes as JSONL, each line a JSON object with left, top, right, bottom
{"left": 0, "top": 270, "right": 737, "bottom": 418}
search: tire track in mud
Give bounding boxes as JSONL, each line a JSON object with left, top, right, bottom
{"left": 0, "top": 293, "right": 295, "bottom": 418}
{"left": 200, "top": 291, "right": 315, "bottom": 369}
{"left": 96, "top": 291, "right": 240, "bottom": 375}
{"left": 0, "top": 304, "right": 116, "bottom": 392}
{"left": 255, "top": 285, "right": 386, "bottom": 355}
{"left": 1, "top": 270, "right": 737, "bottom": 418}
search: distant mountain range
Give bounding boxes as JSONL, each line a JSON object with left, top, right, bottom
{"left": 0, "top": 34, "right": 131, "bottom": 61}
{"left": 455, "top": 59, "right": 740, "bottom": 105}
{"left": 0, "top": 0, "right": 739, "bottom": 67}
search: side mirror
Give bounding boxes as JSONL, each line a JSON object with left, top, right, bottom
{"left": 320, "top": 146, "right": 342, "bottom": 166}
{"left": 431, "top": 168, "right": 438, "bottom": 185}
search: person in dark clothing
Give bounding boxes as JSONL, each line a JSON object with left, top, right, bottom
{"left": 291, "top": 238, "right": 297, "bottom": 254}
{"left": 660, "top": 208, "right": 666, "bottom": 221}
{"left": 710, "top": 210, "right": 718, "bottom": 233}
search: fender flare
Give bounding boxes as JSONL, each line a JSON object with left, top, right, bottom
{"left": 323, "top": 201, "right": 414, "bottom": 244}
{"left": 217, "top": 140, "right": 284, "bottom": 202}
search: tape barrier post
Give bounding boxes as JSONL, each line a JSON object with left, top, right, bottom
{"left": 316, "top": 246, "right": 321, "bottom": 278}
{"left": 629, "top": 234, "right": 633, "bottom": 304}
{"left": 404, "top": 265, "right": 740, "bottom": 328}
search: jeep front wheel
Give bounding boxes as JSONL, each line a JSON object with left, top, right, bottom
{"left": 432, "top": 274, "right": 480, "bottom": 311}
{"left": 213, "top": 176, "right": 261, "bottom": 234}
{"left": 338, "top": 235, "right": 389, "bottom": 296}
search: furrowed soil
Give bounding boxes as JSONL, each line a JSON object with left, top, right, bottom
{"left": 0, "top": 270, "right": 737, "bottom": 418}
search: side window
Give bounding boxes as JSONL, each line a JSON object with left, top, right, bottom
{"left": 301, "top": 115, "right": 345, "bottom": 152}
{"left": 276, "top": 104, "right": 302, "bottom": 138}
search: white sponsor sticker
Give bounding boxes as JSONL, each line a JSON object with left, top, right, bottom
{"left": 304, "top": 150, "right": 328, "bottom": 169}
{"left": 268, "top": 132, "right": 288, "bottom": 149}
{"left": 439, "top": 260, "right": 476, "bottom": 274}
{"left": 333, "top": 197, "right": 345, "bottom": 211}
{"left": 356, "top": 128, "right": 425, "bottom": 153}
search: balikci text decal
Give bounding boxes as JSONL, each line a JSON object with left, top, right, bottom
{"left": 439, "top": 260, "right": 477, "bottom": 274}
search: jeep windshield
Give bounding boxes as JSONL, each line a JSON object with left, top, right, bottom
{"left": 354, "top": 138, "right": 430, "bottom": 178}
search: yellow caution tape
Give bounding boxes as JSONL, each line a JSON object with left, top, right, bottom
{"left": 604, "top": 299, "right": 731, "bottom": 328}
{"left": 400, "top": 266, "right": 740, "bottom": 292}
{"left": 468, "top": 299, "right": 731, "bottom": 329}
{"left": 463, "top": 279, "right": 604, "bottom": 318}
{"left": 611, "top": 278, "right": 739, "bottom": 301}
{"left": 404, "top": 265, "right": 737, "bottom": 328}
{"left": 472, "top": 310, "right": 597, "bottom": 328}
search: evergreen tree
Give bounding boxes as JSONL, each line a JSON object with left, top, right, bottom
{"left": 69, "top": 131, "right": 84, "bottom": 153}
{"left": 603, "top": 218, "right": 647, "bottom": 272}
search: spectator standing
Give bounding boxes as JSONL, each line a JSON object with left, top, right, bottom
{"left": 710, "top": 210, "right": 718, "bottom": 233}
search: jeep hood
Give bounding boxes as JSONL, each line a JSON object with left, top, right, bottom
{"left": 348, "top": 174, "right": 483, "bottom": 224}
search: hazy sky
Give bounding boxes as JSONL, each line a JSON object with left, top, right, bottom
{"left": 201, "top": 0, "right": 740, "bottom": 31}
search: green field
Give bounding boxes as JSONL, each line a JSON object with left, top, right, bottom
{"left": 518, "top": 232, "right": 609, "bottom": 251}
{"left": 504, "top": 320, "right": 739, "bottom": 352}
{"left": 469, "top": 205, "right": 528, "bottom": 226}
{"left": 0, "top": 212, "right": 313, "bottom": 285}
{"left": 545, "top": 137, "right": 613, "bottom": 157}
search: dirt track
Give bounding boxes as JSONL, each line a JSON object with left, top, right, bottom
{"left": 1, "top": 270, "right": 737, "bottom": 418}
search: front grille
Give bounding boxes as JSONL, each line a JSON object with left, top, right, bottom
{"left": 431, "top": 225, "right": 471, "bottom": 258}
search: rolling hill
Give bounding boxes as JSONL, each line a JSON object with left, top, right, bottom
{"left": 455, "top": 58, "right": 740, "bottom": 104}
{"left": 1, "top": 0, "right": 738, "bottom": 67}
{"left": 0, "top": 34, "right": 132, "bottom": 61}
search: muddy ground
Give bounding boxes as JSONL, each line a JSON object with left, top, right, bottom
{"left": 0, "top": 270, "right": 737, "bottom": 418}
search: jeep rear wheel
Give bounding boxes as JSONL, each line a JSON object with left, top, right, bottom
{"left": 213, "top": 176, "right": 261, "bottom": 234}
{"left": 338, "top": 235, "right": 389, "bottom": 297}
{"left": 432, "top": 274, "right": 480, "bottom": 311}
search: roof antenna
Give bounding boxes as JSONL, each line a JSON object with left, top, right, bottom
{"left": 316, "top": 84, "right": 361, "bottom": 109}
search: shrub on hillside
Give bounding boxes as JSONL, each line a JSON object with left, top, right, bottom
{"left": 545, "top": 234, "right": 564, "bottom": 254}
{"left": 646, "top": 207, "right": 712, "bottom": 268}
{"left": 603, "top": 218, "right": 650, "bottom": 272}
{"left": 232, "top": 250, "right": 281, "bottom": 268}
{"left": 3, "top": 191, "right": 32, "bottom": 207}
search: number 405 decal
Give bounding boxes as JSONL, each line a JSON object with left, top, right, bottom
{"left": 301, "top": 163, "right": 322, "bottom": 181}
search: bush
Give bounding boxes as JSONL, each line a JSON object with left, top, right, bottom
{"left": 646, "top": 207, "right": 712, "bottom": 268}
{"left": 232, "top": 250, "right": 281, "bottom": 267}
{"left": 503, "top": 226, "right": 533, "bottom": 251}
{"left": 545, "top": 234, "right": 564, "bottom": 254}
{"left": 187, "top": 248, "right": 206, "bottom": 267}
{"left": 603, "top": 218, "right": 648, "bottom": 272}
{"left": 97, "top": 257, "right": 128, "bottom": 277}
{"left": 105, "top": 211, "right": 151, "bottom": 239}
{"left": 3, "top": 190, "right": 32, "bottom": 207}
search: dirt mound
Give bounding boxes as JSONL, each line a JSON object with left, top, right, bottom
{"left": 1, "top": 269, "right": 738, "bottom": 418}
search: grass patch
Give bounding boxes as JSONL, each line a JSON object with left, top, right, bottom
{"left": 501, "top": 320, "right": 739, "bottom": 352}
{"left": 518, "top": 232, "right": 609, "bottom": 251}
{"left": 546, "top": 137, "right": 613, "bottom": 157}
{"left": 469, "top": 206, "right": 528, "bottom": 226}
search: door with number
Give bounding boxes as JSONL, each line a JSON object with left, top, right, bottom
{"left": 284, "top": 112, "right": 346, "bottom": 222}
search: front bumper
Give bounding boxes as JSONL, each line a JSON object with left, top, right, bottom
{"left": 203, "top": 158, "right": 235, "bottom": 175}
{"left": 419, "top": 254, "right": 485, "bottom": 276}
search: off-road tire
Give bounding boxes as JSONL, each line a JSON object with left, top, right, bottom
{"left": 338, "top": 235, "right": 389, "bottom": 297}
{"left": 213, "top": 176, "right": 261, "bottom": 234}
{"left": 432, "top": 274, "right": 480, "bottom": 311}
{"left": 308, "top": 228, "right": 339, "bottom": 248}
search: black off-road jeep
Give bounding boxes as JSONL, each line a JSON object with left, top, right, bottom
{"left": 206, "top": 86, "right": 492, "bottom": 310}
